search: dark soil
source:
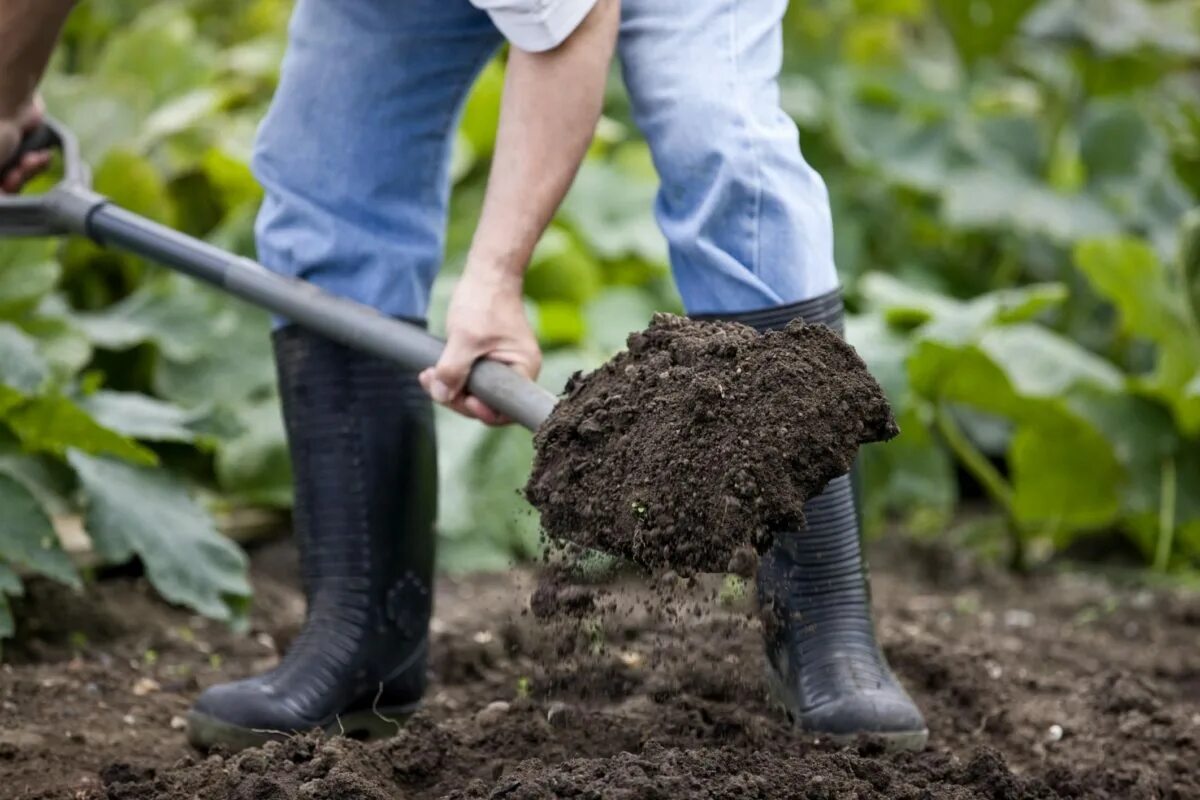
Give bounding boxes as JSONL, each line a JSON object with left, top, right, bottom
{"left": 4, "top": 535, "right": 1198, "bottom": 799}
{"left": 526, "top": 314, "right": 898, "bottom": 574}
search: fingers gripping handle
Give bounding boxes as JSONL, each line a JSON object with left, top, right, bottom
{"left": 2, "top": 124, "right": 60, "bottom": 176}
{"left": 0, "top": 119, "right": 98, "bottom": 238}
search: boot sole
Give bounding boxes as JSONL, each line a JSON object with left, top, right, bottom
{"left": 763, "top": 663, "right": 929, "bottom": 752}
{"left": 185, "top": 702, "right": 420, "bottom": 752}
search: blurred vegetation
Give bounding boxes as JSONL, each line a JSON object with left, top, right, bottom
{"left": 0, "top": 0, "right": 1198, "bottom": 639}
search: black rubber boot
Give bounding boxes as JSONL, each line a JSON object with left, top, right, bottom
{"left": 187, "top": 325, "right": 437, "bottom": 752}
{"left": 702, "top": 290, "right": 928, "bottom": 750}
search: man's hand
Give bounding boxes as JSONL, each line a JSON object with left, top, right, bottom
{"left": 419, "top": 265, "right": 542, "bottom": 425}
{"left": 0, "top": 95, "right": 52, "bottom": 193}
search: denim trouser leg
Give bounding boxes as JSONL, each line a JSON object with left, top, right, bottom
{"left": 618, "top": 0, "right": 839, "bottom": 314}
{"left": 255, "top": 0, "right": 837, "bottom": 320}
{"left": 253, "top": 0, "right": 502, "bottom": 321}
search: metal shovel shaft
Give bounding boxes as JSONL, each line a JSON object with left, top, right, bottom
{"left": 78, "top": 191, "right": 558, "bottom": 431}
{"left": 1, "top": 120, "right": 557, "bottom": 431}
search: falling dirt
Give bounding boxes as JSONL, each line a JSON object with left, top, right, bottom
{"left": 4, "top": 535, "right": 1197, "bottom": 799}
{"left": 526, "top": 314, "right": 898, "bottom": 574}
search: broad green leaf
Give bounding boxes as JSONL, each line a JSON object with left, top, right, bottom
{"left": 153, "top": 304, "right": 275, "bottom": 406}
{"left": 0, "top": 240, "right": 60, "bottom": 315}
{"left": 860, "top": 406, "right": 956, "bottom": 534}
{"left": 583, "top": 287, "right": 662, "bottom": 357}
{"left": 93, "top": 149, "right": 176, "bottom": 227}
{"left": 0, "top": 565, "right": 17, "bottom": 638}
{"left": 0, "top": 563, "right": 21, "bottom": 595}
{"left": 934, "top": 0, "right": 1040, "bottom": 63}
{"left": 460, "top": 58, "right": 504, "bottom": 158}
{"left": 73, "top": 275, "right": 239, "bottom": 361}
{"left": 436, "top": 410, "right": 541, "bottom": 572}
{"left": 0, "top": 474, "right": 80, "bottom": 588}
{"left": 525, "top": 228, "right": 603, "bottom": 305}
{"left": 1075, "top": 237, "right": 1200, "bottom": 432}
{"left": 18, "top": 317, "right": 93, "bottom": 376}
{"left": 860, "top": 274, "right": 1067, "bottom": 341}
{"left": 68, "top": 451, "right": 251, "bottom": 620}
{"left": 0, "top": 451, "right": 75, "bottom": 517}
{"left": 908, "top": 324, "right": 1121, "bottom": 415}
{"left": 977, "top": 324, "right": 1123, "bottom": 397}
{"left": 95, "top": 5, "right": 218, "bottom": 105}
{"left": 1024, "top": 0, "right": 1200, "bottom": 58}
{"left": 215, "top": 396, "right": 291, "bottom": 508}
{"left": 560, "top": 162, "right": 667, "bottom": 264}
{"left": 5, "top": 397, "right": 157, "bottom": 465}
{"left": 78, "top": 391, "right": 207, "bottom": 443}
{"left": 1181, "top": 207, "right": 1200, "bottom": 322}
{"left": 942, "top": 167, "right": 1120, "bottom": 242}
{"left": 0, "top": 323, "right": 49, "bottom": 395}
{"left": 846, "top": 312, "right": 913, "bottom": 403}
{"left": 536, "top": 301, "right": 586, "bottom": 347}
{"left": 1010, "top": 410, "right": 1122, "bottom": 530}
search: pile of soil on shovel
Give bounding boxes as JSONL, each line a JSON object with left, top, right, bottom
{"left": 526, "top": 313, "right": 898, "bottom": 574}
{"left": 7, "top": 536, "right": 1197, "bottom": 799}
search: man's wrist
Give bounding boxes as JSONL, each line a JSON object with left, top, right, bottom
{"left": 463, "top": 248, "right": 529, "bottom": 295}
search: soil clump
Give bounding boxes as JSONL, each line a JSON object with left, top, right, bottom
{"left": 526, "top": 313, "right": 898, "bottom": 574}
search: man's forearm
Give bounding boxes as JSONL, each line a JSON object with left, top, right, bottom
{"left": 0, "top": 0, "right": 76, "bottom": 116}
{"left": 466, "top": 0, "right": 620, "bottom": 289}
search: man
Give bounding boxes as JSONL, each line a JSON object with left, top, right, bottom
{"left": 2, "top": 0, "right": 927, "bottom": 751}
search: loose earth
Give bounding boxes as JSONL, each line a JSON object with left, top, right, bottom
{"left": 526, "top": 313, "right": 898, "bottom": 574}
{"left": 4, "top": 537, "right": 1196, "bottom": 799}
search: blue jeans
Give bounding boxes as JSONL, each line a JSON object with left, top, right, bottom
{"left": 253, "top": 0, "right": 838, "bottom": 319}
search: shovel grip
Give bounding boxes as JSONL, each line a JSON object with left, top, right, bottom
{"left": 2, "top": 124, "right": 60, "bottom": 176}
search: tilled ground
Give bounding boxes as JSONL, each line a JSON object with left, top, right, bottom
{"left": 2, "top": 536, "right": 1197, "bottom": 799}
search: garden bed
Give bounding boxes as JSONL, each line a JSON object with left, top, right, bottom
{"left": 2, "top": 536, "right": 1197, "bottom": 799}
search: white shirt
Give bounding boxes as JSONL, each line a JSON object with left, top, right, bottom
{"left": 469, "top": 0, "right": 600, "bottom": 52}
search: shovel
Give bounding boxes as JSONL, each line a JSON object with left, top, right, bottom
{"left": 0, "top": 119, "right": 558, "bottom": 432}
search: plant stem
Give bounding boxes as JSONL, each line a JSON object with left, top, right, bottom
{"left": 933, "top": 404, "right": 1025, "bottom": 570}
{"left": 1154, "top": 457, "right": 1177, "bottom": 573}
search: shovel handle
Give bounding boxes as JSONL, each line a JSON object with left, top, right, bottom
{"left": 0, "top": 121, "right": 559, "bottom": 431}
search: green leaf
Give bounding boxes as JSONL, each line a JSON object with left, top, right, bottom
{"left": 0, "top": 323, "right": 49, "bottom": 396}
{"left": 941, "top": 167, "right": 1121, "bottom": 242}
{"left": 860, "top": 274, "right": 1068, "bottom": 341}
{"left": 93, "top": 149, "right": 177, "bottom": 226}
{"left": 535, "top": 301, "right": 586, "bottom": 347}
{"left": 1010, "top": 409, "right": 1123, "bottom": 530}
{"left": 0, "top": 563, "right": 21, "bottom": 596}
{"left": 153, "top": 304, "right": 275, "bottom": 406}
{"left": 73, "top": 275, "right": 240, "bottom": 362}
{"left": 1024, "top": 0, "right": 1200, "bottom": 58}
{"left": 459, "top": 58, "right": 504, "bottom": 159}
{"left": 0, "top": 240, "right": 60, "bottom": 315}
{"left": 0, "top": 473, "right": 80, "bottom": 588}
{"left": 215, "top": 396, "right": 291, "bottom": 508}
{"left": 19, "top": 313, "right": 93, "bottom": 377}
{"left": 860, "top": 406, "right": 956, "bottom": 534}
{"left": 583, "top": 287, "right": 662, "bottom": 356}
{"left": 68, "top": 451, "right": 251, "bottom": 620}
{"left": 1075, "top": 237, "right": 1200, "bottom": 432}
{"left": 5, "top": 397, "right": 158, "bottom": 465}
{"left": 934, "top": 0, "right": 1040, "bottom": 63}
{"left": 524, "top": 228, "right": 603, "bottom": 305}
{"left": 95, "top": 5, "right": 218, "bottom": 105}
{"left": 0, "top": 565, "right": 18, "bottom": 638}
{"left": 1181, "top": 207, "right": 1200, "bottom": 323}
{"left": 77, "top": 391, "right": 209, "bottom": 443}
{"left": 560, "top": 162, "right": 667, "bottom": 264}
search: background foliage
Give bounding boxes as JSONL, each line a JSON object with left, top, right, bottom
{"left": 1, "top": 0, "right": 1198, "bottom": 639}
